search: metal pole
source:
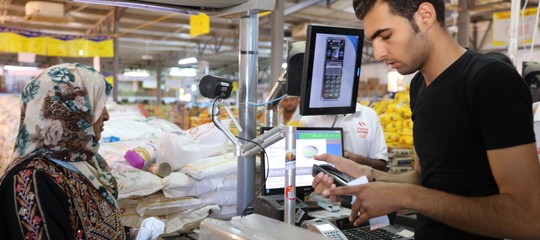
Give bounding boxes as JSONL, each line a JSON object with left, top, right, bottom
{"left": 284, "top": 126, "right": 296, "bottom": 225}
{"left": 112, "top": 7, "right": 120, "bottom": 103}
{"left": 457, "top": 0, "right": 470, "bottom": 48}
{"left": 507, "top": 0, "right": 521, "bottom": 65}
{"left": 156, "top": 60, "right": 162, "bottom": 104}
{"left": 270, "top": 0, "right": 285, "bottom": 86}
{"left": 529, "top": 4, "right": 540, "bottom": 60}
{"left": 267, "top": 0, "right": 285, "bottom": 128}
{"left": 236, "top": 12, "right": 259, "bottom": 215}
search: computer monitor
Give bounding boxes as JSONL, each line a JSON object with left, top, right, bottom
{"left": 299, "top": 24, "right": 364, "bottom": 116}
{"left": 260, "top": 127, "right": 344, "bottom": 199}
{"left": 523, "top": 61, "right": 540, "bottom": 102}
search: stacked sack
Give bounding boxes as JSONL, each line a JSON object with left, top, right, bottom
{"left": 0, "top": 94, "right": 21, "bottom": 175}
{"left": 99, "top": 103, "right": 237, "bottom": 233}
{"left": 370, "top": 90, "right": 413, "bottom": 148}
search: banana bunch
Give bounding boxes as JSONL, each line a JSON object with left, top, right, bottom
{"left": 371, "top": 90, "right": 414, "bottom": 148}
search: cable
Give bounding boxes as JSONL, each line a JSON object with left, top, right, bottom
{"left": 210, "top": 94, "right": 270, "bottom": 217}
{"left": 248, "top": 95, "right": 286, "bottom": 106}
{"left": 211, "top": 95, "right": 224, "bottom": 133}
{"left": 331, "top": 115, "right": 340, "bottom": 128}
{"left": 236, "top": 135, "right": 270, "bottom": 217}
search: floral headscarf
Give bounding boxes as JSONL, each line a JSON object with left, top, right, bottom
{"left": 7, "top": 63, "right": 118, "bottom": 206}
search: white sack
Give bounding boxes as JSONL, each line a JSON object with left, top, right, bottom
{"left": 157, "top": 120, "right": 231, "bottom": 171}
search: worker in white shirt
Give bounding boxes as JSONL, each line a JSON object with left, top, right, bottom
{"left": 278, "top": 96, "right": 302, "bottom": 125}
{"left": 300, "top": 102, "right": 388, "bottom": 171}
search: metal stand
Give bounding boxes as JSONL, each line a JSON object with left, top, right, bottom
{"left": 284, "top": 126, "right": 297, "bottom": 225}
{"left": 237, "top": 12, "right": 259, "bottom": 216}
{"left": 211, "top": 99, "right": 297, "bottom": 225}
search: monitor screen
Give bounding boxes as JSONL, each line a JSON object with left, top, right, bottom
{"left": 260, "top": 127, "right": 344, "bottom": 198}
{"left": 299, "top": 25, "right": 364, "bottom": 115}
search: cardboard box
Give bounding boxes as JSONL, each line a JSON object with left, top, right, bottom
{"left": 367, "top": 78, "right": 379, "bottom": 86}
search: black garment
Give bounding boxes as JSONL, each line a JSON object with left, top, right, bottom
{"left": 410, "top": 50, "right": 535, "bottom": 240}
{"left": 0, "top": 158, "right": 130, "bottom": 240}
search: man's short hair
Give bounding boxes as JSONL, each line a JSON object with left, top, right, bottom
{"left": 352, "top": 0, "right": 446, "bottom": 28}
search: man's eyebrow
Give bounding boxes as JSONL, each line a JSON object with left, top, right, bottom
{"left": 368, "top": 28, "right": 390, "bottom": 41}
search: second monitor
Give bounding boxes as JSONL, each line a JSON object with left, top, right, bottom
{"left": 260, "top": 127, "right": 344, "bottom": 199}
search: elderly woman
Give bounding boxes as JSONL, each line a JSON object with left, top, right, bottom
{"left": 0, "top": 63, "right": 135, "bottom": 239}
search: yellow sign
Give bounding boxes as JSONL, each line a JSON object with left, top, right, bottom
{"left": 492, "top": 8, "right": 538, "bottom": 46}
{"left": 190, "top": 13, "right": 210, "bottom": 37}
{"left": 0, "top": 27, "right": 114, "bottom": 57}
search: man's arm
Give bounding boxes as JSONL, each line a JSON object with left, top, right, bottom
{"left": 344, "top": 150, "right": 388, "bottom": 171}
{"left": 373, "top": 149, "right": 421, "bottom": 184}
{"left": 335, "top": 143, "right": 540, "bottom": 239}
{"left": 408, "top": 143, "right": 540, "bottom": 239}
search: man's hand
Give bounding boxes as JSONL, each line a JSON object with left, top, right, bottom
{"left": 312, "top": 172, "right": 339, "bottom": 201}
{"left": 311, "top": 154, "right": 374, "bottom": 202}
{"left": 344, "top": 150, "right": 364, "bottom": 163}
{"left": 344, "top": 150, "right": 388, "bottom": 171}
{"left": 313, "top": 153, "right": 370, "bottom": 179}
{"left": 330, "top": 182, "right": 411, "bottom": 226}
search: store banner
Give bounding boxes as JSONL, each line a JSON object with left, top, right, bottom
{"left": 0, "top": 27, "right": 114, "bottom": 57}
{"left": 492, "top": 7, "right": 538, "bottom": 47}
{"left": 89, "top": 36, "right": 114, "bottom": 57}
{"left": 47, "top": 34, "right": 79, "bottom": 57}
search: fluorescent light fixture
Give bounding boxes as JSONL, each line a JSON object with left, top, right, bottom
{"left": 3, "top": 65, "right": 39, "bottom": 71}
{"left": 72, "top": 0, "right": 199, "bottom": 15}
{"left": 169, "top": 67, "right": 197, "bottom": 77}
{"left": 178, "top": 57, "right": 198, "bottom": 65}
{"left": 123, "top": 69, "right": 150, "bottom": 77}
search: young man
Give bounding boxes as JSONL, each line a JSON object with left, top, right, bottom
{"left": 312, "top": 1, "right": 540, "bottom": 239}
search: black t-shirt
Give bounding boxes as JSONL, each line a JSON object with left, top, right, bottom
{"left": 410, "top": 50, "right": 535, "bottom": 240}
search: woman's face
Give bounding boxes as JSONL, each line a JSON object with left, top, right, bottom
{"left": 93, "top": 107, "right": 109, "bottom": 141}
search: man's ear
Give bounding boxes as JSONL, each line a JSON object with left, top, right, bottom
{"left": 415, "top": 2, "right": 437, "bottom": 28}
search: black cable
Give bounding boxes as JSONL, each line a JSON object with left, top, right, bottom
{"left": 236, "top": 136, "right": 270, "bottom": 217}
{"left": 209, "top": 97, "right": 270, "bottom": 217}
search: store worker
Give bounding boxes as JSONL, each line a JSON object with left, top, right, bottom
{"left": 300, "top": 102, "right": 388, "bottom": 171}
{"left": 278, "top": 96, "right": 302, "bottom": 124}
{"left": 312, "top": 0, "right": 540, "bottom": 239}
{"left": 0, "top": 63, "right": 137, "bottom": 239}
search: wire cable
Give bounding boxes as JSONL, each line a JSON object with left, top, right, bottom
{"left": 236, "top": 136, "right": 270, "bottom": 217}
{"left": 211, "top": 95, "right": 224, "bottom": 133}
{"left": 210, "top": 94, "right": 270, "bottom": 217}
{"left": 248, "top": 95, "right": 286, "bottom": 106}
